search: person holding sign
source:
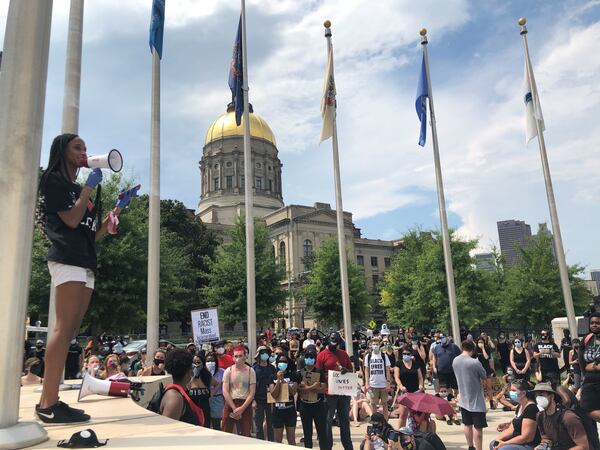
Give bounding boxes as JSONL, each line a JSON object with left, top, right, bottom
{"left": 297, "top": 346, "right": 328, "bottom": 449}
{"left": 268, "top": 353, "right": 299, "bottom": 445}
{"left": 316, "top": 331, "right": 354, "bottom": 450}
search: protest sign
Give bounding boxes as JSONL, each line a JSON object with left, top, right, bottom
{"left": 191, "top": 308, "right": 220, "bottom": 344}
{"left": 328, "top": 370, "right": 359, "bottom": 396}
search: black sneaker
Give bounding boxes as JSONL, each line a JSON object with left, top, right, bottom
{"left": 453, "top": 419, "right": 461, "bottom": 425}
{"left": 35, "top": 402, "right": 90, "bottom": 424}
{"left": 446, "top": 419, "right": 453, "bottom": 426}
{"left": 57, "top": 400, "right": 85, "bottom": 415}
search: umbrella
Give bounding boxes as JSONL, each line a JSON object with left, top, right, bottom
{"left": 397, "top": 392, "right": 454, "bottom": 416}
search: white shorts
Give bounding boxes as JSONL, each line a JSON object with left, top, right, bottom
{"left": 47, "top": 261, "right": 95, "bottom": 290}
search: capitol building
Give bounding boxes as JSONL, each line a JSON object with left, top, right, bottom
{"left": 197, "top": 102, "right": 401, "bottom": 329}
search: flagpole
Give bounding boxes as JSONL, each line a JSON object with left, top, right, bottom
{"left": 45, "top": 0, "right": 85, "bottom": 393}
{"left": 519, "top": 17, "right": 577, "bottom": 337}
{"left": 241, "top": 0, "right": 256, "bottom": 359}
{"left": 324, "top": 21, "right": 353, "bottom": 356}
{"left": 147, "top": 46, "right": 161, "bottom": 365}
{"left": 420, "top": 29, "right": 460, "bottom": 341}
{"left": 0, "top": 0, "right": 52, "bottom": 446}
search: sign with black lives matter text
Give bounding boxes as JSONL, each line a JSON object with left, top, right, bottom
{"left": 328, "top": 370, "right": 359, "bottom": 396}
{"left": 191, "top": 308, "right": 220, "bottom": 344}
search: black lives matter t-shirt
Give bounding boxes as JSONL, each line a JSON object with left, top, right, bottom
{"left": 534, "top": 342, "right": 560, "bottom": 372}
{"left": 42, "top": 172, "right": 98, "bottom": 272}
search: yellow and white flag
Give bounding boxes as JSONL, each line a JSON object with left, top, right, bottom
{"left": 320, "top": 47, "right": 336, "bottom": 143}
{"left": 523, "top": 52, "right": 545, "bottom": 144}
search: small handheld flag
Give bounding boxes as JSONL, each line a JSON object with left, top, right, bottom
{"left": 415, "top": 54, "right": 428, "bottom": 147}
{"left": 320, "top": 45, "right": 336, "bottom": 143}
{"left": 149, "top": 0, "right": 165, "bottom": 59}
{"left": 523, "top": 55, "right": 545, "bottom": 143}
{"left": 229, "top": 16, "right": 244, "bottom": 126}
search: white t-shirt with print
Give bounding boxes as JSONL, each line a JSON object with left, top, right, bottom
{"left": 365, "top": 352, "right": 390, "bottom": 388}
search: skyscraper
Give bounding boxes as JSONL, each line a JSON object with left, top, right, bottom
{"left": 591, "top": 270, "right": 600, "bottom": 294}
{"left": 497, "top": 219, "right": 532, "bottom": 267}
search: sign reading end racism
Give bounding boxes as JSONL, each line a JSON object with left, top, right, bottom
{"left": 191, "top": 308, "right": 220, "bottom": 344}
{"left": 328, "top": 370, "right": 359, "bottom": 396}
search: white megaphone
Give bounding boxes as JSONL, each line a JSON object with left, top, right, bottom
{"left": 78, "top": 374, "right": 137, "bottom": 401}
{"left": 82, "top": 149, "right": 123, "bottom": 172}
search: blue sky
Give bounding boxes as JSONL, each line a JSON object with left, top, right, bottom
{"left": 1, "top": 0, "right": 599, "bottom": 274}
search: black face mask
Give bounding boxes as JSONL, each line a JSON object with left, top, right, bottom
{"left": 154, "top": 359, "right": 164, "bottom": 367}
{"left": 328, "top": 343, "right": 338, "bottom": 352}
{"left": 57, "top": 429, "right": 108, "bottom": 448}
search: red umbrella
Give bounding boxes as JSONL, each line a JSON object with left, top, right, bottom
{"left": 397, "top": 392, "right": 454, "bottom": 416}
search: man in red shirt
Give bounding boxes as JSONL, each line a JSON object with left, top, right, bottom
{"left": 214, "top": 340, "right": 234, "bottom": 369}
{"left": 316, "top": 332, "right": 354, "bottom": 450}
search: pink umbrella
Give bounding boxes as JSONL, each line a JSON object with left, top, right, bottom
{"left": 397, "top": 392, "right": 454, "bottom": 416}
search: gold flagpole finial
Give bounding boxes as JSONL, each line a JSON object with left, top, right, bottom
{"left": 419, "top": 28, "right": 427, "bottom": 36}
{"left": 324, "top": 20, "right": 331, "bottom": 28}
{"left": 420, "top": 28, "right": 428, "bottom": 45}
{"left": 518, "top": 17, "right": 528, "bottom": 35}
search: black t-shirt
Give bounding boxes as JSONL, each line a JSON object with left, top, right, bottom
{"left": 269, "top": 370, "right": 298, "bottom": 409}
{"left": 252, "top": 362, "right": 277, "bottom": 403}
{"left": 511, "top": 403, "right": 541, "bottom": 446}
{"left": 396, "top": 361, "right": 420, "bottom": 393}
{"left": 498, "top": 341, "right": 510, "bottom": 362}
{"left": 42, "top": 172, "right": 98, "bottom": 272}
{"left": 65, "top": 344, "right": 82, "bottom": 371}
{"left": 534, "top": 342, "right": 560, "bottom": 372}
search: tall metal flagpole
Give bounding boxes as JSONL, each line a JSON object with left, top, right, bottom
{"left": 46, "top": 0, "right": 85, "bottom": 393}
{"left": 147, "top": 46, "right": 161, "bottom": 365}
{"left": 519, "top": 18, "right": 578, "bottom": 337}
{"left": 420, "top": 29, "right": 460, "bottom": 341}
{"left": 324, "top": 21, "right": 353, "bottom": 356}
{"left": 0, "top": 0, "right": 52, "bottom": 447}
{"left": 241, "top": 0, "right": 256, "bottom": 358}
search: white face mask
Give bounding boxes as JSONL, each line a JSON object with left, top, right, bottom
{"left": 206, "top": 361, "right": 216, "bottom": 373}
{"left": 371, "top": 345, "right": 380, "bottom": 353}
{"left": 216, "top": 347, "right": 225, "bottom": 355}
{"left": 536, "top": 395, "right": 550, "bottom": 410}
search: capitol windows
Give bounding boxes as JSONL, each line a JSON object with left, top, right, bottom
{"left": 213, "top": 177, "right": 220, "bottom": 190}
{"left": 255, "top": 176, "right": 262, "bottom": 191}
{"left": 303, "top": 239, "right": 313, "bottom": 258}
{"left": 384, "top": 257, "right": 391, "bottom": 268}
{"left": 268, "top": 179, "right": 273, "bottom": 192}
{"left": 226, "top": 175, "right": 233, "bottom": 192}
{"left": 370, "top": 256, "right": 378, "bottom": 267}
{"left": 357, "top": 255, "right": 364, "bottom": 266}
{"left": 279, "top": 241, "right": 286, "bottom": 267}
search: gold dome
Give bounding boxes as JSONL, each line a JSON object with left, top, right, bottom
{"left": 204, "top": 105, "right": 276, "bottom": 146}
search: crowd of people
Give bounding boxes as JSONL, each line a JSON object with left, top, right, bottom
{"left": 23, "top": 312, "right": 600, "bottom": 450}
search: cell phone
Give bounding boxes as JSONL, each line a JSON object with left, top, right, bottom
{"left": 386, "top": 429, "right": 400, "bottom": 442}
{"left": 366, "top": 425, "right": 374, "bottom": 436}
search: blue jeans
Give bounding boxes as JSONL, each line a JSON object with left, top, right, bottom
{"left": 489, "top": 443, "right": 534, "bottom": 450}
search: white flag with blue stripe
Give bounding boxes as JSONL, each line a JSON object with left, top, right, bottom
{"left": 523, "top": 54, "right": 544, "bottom": 143}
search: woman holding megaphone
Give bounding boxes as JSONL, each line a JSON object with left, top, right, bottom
{"left": 35, "top": 134, "right": 140, "bottom": 424}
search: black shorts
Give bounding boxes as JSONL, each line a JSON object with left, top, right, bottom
{"left": 272, "top": 406, "right": 297, "bottom": 428}
{"left": 580, "top": 373, "right": 600, "bottom": 412}
{"left": 460, "top": 408, "right": 487, "bottom": 429}
{"left": 438, "top": 372, "right": 458, "bottom": 390}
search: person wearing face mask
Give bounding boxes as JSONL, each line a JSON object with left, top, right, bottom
{"left": 489, "top": 380, "right": 540, "bottom": 450}
{"left": 222, "top": 346, "right": 256, "bottom": 436}
{"left": 532, "top": 382, "right": 591, "bottom": 450}
{"left": 533, "top": 331, "right": 560, "bottom": 386}
{"left": 297, "top": 346, "right": 328, "bottom": 449}
{"left": 497, "top": 333, "right": 511, "bottom": 375}
{"left": 99, "top": 354, "right": 124, "bottom": 380}
{"left": 34, "top": 340, "right": 46, "bottom": 377}
{"left": 214, "top": 340, "right": 234, "bottom": 369}
{"left": 579, "top": 310, "right": 600, "bottom": 423}
{"left": 269, "top": 354, "right": 299, "bottom": 445}
{"left": 205, "top": 352, "right": 225, "bottom": 430}
{"left": 84, "top": 355, "right": 101, "bottom": 378}
{"left": 252, "top": 346, "right": 277, "bottom": 441}
{"left": 475, "top": 338, "right": 496, "bottom": 410}
{"left": 394, "top": 346, "right": 425, "bottom": 428}
{"left": 567, "top": 338, "right": 582, "bottom": 391}
{"left": 364, "top": 337, "right": 392, "bottom": 421}
{"left": 21, "top": 357, "right": 44, "bottom": 386}
{"left": 188, "top": 355, "right": 216, "bottom": 427}
{"left": 140, "top": 350, "right": 166, "bottom": 376}
{"left": 316, "top": 331, "right": 354, "bottom": 450}
{"left": 510, "top": 339, "right": 531, "bottom": 381}
{"left": 65, "top": 338, "right": 83, "bottom": 379}
{"left": 431, "top": 333, "right": 461, "bottom": 400}
{"left": 303, "top": 329, "right": 319, "bottom": 350}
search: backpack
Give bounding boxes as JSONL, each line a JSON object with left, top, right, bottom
{"left": 413, "top": 431, "right": 447, "bottom": 450}
{"left": 146, "top": 382, "right": 205, "bottom": 426}
{"left": 555, "top": 405, "right": 600, "bottom": 450}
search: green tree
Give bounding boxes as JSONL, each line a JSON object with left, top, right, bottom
{"left": 201, "top": 216, "right": 286, "bottom": 327}
{"left": 497, "top": 231, "right": 590, "bottom": 328}
{"left": 28, "top": 173, "right": 218, "bottom": 333}
{"left": 302, "top": 239, "right": 370, "bottom": 328}
{"left": 380, "top": 228, "right": 493, "bottom": 331}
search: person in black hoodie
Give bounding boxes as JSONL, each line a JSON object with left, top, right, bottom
{"left": 252, "top": 345, "right": 276, "bottom": 441}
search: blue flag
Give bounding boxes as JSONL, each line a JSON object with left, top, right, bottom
{"left": 229, "top": 16, "right": 244, "bottom": 126}
{"left": 415, "top": 53, "right": 428, "bottom": 147}
{"left": 149, "top": 0, "right": 165, "bottom": 59}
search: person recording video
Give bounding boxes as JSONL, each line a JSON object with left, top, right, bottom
{"left": 35, "top": 134, "right": 139, "bottom": 424}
